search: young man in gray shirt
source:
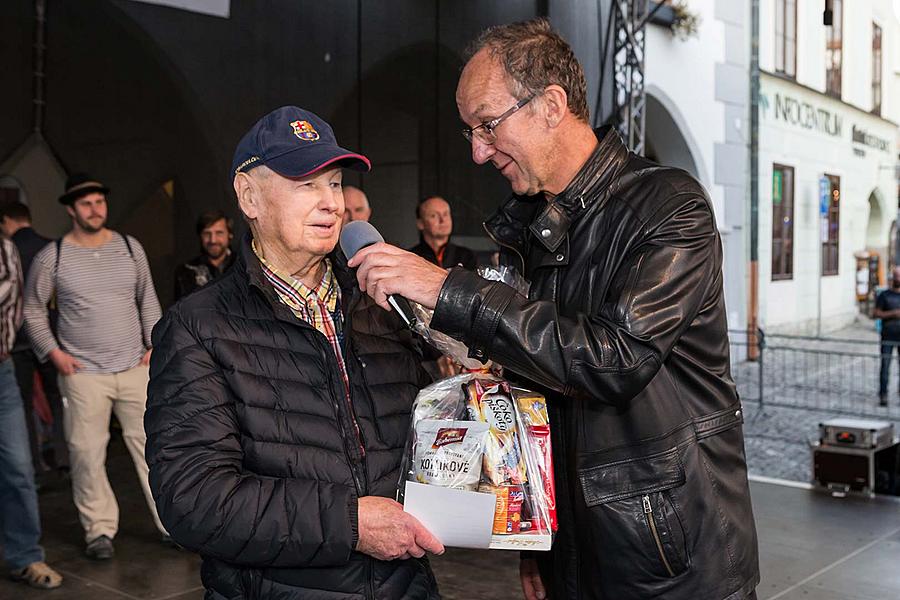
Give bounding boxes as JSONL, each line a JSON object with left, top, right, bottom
{"left": 23, "top": 173, "right": 166, "bottom": 560}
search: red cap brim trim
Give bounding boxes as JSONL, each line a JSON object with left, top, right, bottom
{"left": 294, "top": 153, "right": 372, "bottom": 178}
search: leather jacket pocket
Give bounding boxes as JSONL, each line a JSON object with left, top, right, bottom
{"left": 578, "top": 447, "right": 691, "bottom": 583}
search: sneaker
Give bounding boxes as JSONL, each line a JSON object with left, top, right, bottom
{"left": 10, "top": 561, "right": 63, "bottom": 589}
{"left": 880, "top": 394, "right": 888, "bottom": 407}
{"left": 85, "top": 535, "right": 114, "bottom": 560}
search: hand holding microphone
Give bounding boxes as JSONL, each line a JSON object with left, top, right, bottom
{"left": 341, "top": 221, "right": 449, "bottom": 319}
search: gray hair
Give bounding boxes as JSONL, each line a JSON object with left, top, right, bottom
{"left": 466, "top": 17, "right": 589, "bottom": 122}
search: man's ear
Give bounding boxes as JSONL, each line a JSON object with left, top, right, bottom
{"left": 541, "top": 84, "right": 569, "bottom": 129}
{"left": 234, "top": 173, "right": 260, "bottom": 220}
{"left": 65, "top": 205, "right": 76, "bottom": 219}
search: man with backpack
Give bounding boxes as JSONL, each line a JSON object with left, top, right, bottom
{"left": 22, "top": 173, "right": 166, "bottom": 560}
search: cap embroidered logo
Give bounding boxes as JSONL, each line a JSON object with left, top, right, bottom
{"left": 290, "top": 120, "right": 320, "bottom": 141}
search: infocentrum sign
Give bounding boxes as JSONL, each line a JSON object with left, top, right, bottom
{"left": 771, "top": 93, "right": 842, "bottom": 137}
{"left": 761, "top": 78, "right": 896, "bottom": 155}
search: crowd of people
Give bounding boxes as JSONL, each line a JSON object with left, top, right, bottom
{"left": 0, "top": 17, "right": 758, "bottom": 600}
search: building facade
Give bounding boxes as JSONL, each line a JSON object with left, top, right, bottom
{"left": 757, "top": 0, "right": 900, "bottom": 333}
{"left": 644, "top": 0, "right": 751, "bottom": 332}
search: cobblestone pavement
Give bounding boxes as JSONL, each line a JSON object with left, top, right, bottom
{"left": 734, "top": 318, "right": 900, "bottom": 483}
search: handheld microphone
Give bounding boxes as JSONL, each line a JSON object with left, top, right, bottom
{"left": 340, "top": 221, "right": 417, "bottom": 329}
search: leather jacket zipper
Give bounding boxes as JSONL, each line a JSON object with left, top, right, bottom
{"left": 642, "top": 494, "right": 675, "bottom": 577}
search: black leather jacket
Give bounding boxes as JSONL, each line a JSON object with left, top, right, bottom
{"left": 431, "top": 127, "right": 759, "bottom": 600}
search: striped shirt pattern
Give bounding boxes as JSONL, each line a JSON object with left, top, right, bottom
{"left": 0, "top": 238, "right": 23, "bottom": 357}
{"left": 252, "top": 242, "right": 350, "bottom": 397}
{"left": 23, "top": 233, "right": 162, "bottom": 374}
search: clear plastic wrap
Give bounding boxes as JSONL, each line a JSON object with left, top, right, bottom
{"left": 410, "top": 265, "right": 530, "bottom": 372}
{"left": 399, "top": 372, "right": 557, "bottom": 550}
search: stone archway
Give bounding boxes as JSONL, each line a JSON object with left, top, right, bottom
{"left": 644, "top": 84, "right": 708, "bottom": 188}
{"left": 865, "top": 188, "right": 887, "bottom": 286}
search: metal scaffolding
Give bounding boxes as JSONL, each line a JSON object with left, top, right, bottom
{"left": 610, "top": 0, "right": 663, "bottom": 155}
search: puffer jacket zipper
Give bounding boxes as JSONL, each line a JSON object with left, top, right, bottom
{"left": 643, "top": 494, "right": 675, "bottom": 577}
{"left": 319, "top": 342, "right": 366, "bottom": 496}
{"left": 320, "top": 341, "right": 377, "bottom": 600}
{"left": 343, "top": 341, "right": 377, "bottom": 600}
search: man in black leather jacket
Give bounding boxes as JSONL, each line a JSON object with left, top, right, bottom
{"left": 350, "top": 18, "right": 759, "bottom": 600}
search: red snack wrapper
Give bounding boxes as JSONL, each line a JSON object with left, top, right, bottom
{"left": 530, "top": 425, "right": 557, "bottom": 532}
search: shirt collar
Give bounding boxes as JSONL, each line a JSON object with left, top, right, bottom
{"left": 252, "top": 240, "right": 338, "bottom": 312}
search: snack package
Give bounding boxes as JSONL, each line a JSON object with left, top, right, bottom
{"left": 413, "top": 420, "right": 489, "bottom": 491}
{"left": 513, "top": 390, "right": 558, "bottom": 532}
{"left": 400, "top": 372, "right": 556, "bottom": 551}
{"left": 465, "top": 379, "right": 527, "bottom": 487}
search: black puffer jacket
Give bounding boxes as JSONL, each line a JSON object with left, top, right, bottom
{"left": 432, "top": 127, "right": 759, "bottom": 599}
{"left": 145, "top": 235, "right": 438, "bottom": 600}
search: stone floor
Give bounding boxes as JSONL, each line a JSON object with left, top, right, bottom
{"left": 4, "top": 434, "right": 900, "bottom": 599}
{"left": 735, "top": 317, "right": 900, "bottom": 483}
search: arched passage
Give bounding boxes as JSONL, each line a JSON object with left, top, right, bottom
{"left": 644, "top": 85, "right": 708, "bottom": 187}
{"left": 865, "top": 188, "right": 887, "bottom": 286}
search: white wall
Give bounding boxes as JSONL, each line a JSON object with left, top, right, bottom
{"left": 760, "top": 0, "right": 900, "bottom": 117}
{"left": 645, "top": 0, "right": 725, "bottom": 221}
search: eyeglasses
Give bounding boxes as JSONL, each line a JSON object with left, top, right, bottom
{"left": 461, "top": 94, "right": 536, "bottom": 144}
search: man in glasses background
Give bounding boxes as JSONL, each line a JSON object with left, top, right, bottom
{"left": 349, "top": 17, "right": 759, "bottom": 600}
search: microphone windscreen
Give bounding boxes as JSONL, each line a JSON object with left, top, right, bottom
{"left": 340, "top": 221, "right": 384, "bottom": 259}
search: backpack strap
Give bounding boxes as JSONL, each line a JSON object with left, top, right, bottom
{"left": 119, "top": 231, "right": 134, "bottom": 258}
{"left": 117, "top": 232, "right": 143, "bottom": 339}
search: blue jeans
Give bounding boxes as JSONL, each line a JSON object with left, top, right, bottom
{"left": 0, "top": 357, "right": 44, "bottom": 569}
{"left": 880, "top": 341, "right": 900, "bottom": 395}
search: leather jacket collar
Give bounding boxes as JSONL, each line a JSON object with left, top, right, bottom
{"left": 484, "top": 125, "right": 630, "bottom": 254}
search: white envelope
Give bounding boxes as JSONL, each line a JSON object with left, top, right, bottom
{"left": 403, "top": 481, "right": 553, "bottom": 551}
{"left": 403, "top": 482, "right": 496, "bottom": 549}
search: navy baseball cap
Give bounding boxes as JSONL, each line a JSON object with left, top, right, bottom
{"left": 231, "top": 106, "right": 370, "bottom": 178}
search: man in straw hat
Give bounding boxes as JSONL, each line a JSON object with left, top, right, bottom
{"left": 23, "top": 173, "right": 166, "bottom": 560}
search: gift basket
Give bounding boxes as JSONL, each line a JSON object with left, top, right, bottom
{"left": 398, "top": 267, "right": 557, "bottom": 551}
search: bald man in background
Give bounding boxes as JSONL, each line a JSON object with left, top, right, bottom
{"left": 342, "top": 185, "right": 371, "bottom": 224}
{"left": 409, "top": 196, "right": 476, "bottom": 270}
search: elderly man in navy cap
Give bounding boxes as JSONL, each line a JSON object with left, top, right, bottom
{"left": 145, "top": 106, "right": 442, "bottom": 600}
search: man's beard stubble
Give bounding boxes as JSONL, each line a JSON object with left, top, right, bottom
{"left": 76, "top": 215, "right": 105, "bottom": 234}
{"left": 204, "top": 243, "right": 226, "bottom": 260}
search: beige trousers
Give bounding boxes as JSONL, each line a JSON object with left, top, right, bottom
{"left": 59, "top": 364, "right": 166, "bottom": 542}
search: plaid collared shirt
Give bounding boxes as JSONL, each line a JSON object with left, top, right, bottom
{"left": 253, "top": 242, "right": 350, "bottom": 398}
{"left": 0, "top": 238, "right": 23, "bottom": 358}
